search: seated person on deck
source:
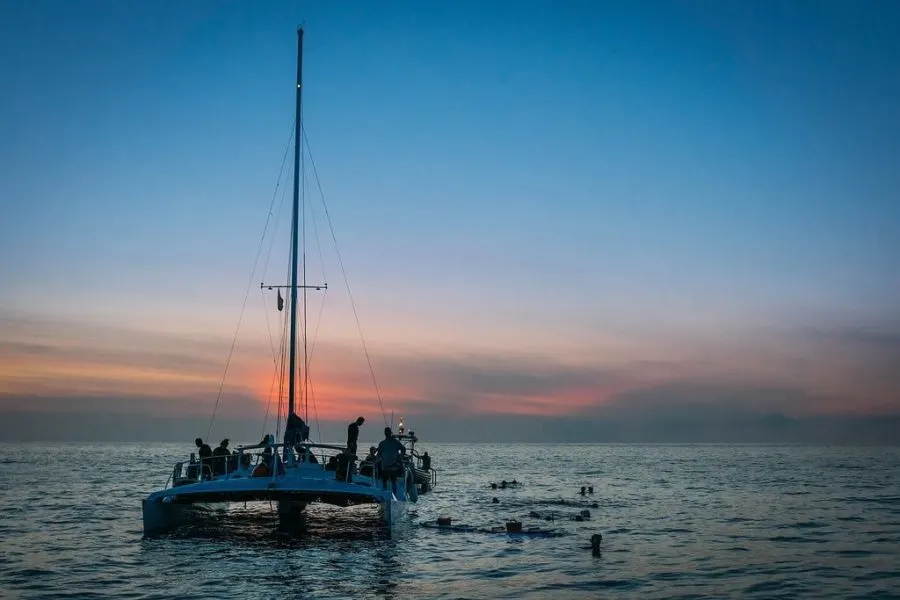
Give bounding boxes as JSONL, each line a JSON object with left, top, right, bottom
{"left": 359, "top": 446, "right": 377, "bottom": 477}
{"left": 211, "top": 439, "right": 231, "bottom": 476}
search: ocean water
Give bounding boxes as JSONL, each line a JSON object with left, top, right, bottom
{"left": 1, "top": 443, "right": 899, "bottom": 599}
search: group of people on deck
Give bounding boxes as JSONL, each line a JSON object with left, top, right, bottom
{"left": 191, "top": 438, "right": 239, "bottom": 479}
{"left": 345, "top": 416, "right": 408, "bottom": 493}
{"left": 189, "top": 415, "right": 419, "bottom": 492}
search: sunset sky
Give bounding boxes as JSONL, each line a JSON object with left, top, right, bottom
{"left": 1, "top": 1, "right": 898, "bottom": 442}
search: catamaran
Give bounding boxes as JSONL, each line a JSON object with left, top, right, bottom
{"left": 141, "top": 29, "right": 436, "bottom": 536}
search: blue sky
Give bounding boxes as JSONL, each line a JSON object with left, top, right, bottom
{"left": 1, "top": 1, "right": 898, "bottom": 440}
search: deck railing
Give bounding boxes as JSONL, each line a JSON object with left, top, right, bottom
{"left": 164, "top": 439, "right": 434, "bottom": 491}
{"left": 165, "top": 440, "right": 364, "bottom": 489}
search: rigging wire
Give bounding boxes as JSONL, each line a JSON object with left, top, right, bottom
{"left": 277, "top": 221, "right": 295, "bottom": 440}
{"left": 303, "top": 128, "right": 389, "bottom": 426}
{"left": 301, "top": 119, "right": 310, "bottom": 424}
{"left": 261, "top": 149, "right": 293, "bottom": 363}
{"left": 206, "top": 125, "right": 295, "bottom": 441}
{"left": 260, "top": 160, "right": 293, "bottom": 437}
{"left": 307, "top": 291, "right": 327, "bottom": 441}
{"left": 309, "top": 380, "right": 323, "bottom": 442}
{"left": 273, "top": 304, "right": 290, "bottom": 440}
{"left": 260, "top": 288, "right": 289, "bottom": 439}
{"left": 301, "top": 139, "right": 330, "bottom": 439}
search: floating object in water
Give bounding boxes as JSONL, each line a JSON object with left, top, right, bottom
{"left": 490, "top": 479, "right": 521, "bottom": 490}
{"left": 492, "top": 497, "right": 499, "bottom": 504}
{"left": 421, "top": 520, "right": 558, "bottom": 536}
{"left": 437, "top": 516, "right": 452, "bottom": 527}
{"left": 422, "top": 521, "right": 478, "bottom": 533}
{"left": 591, "top": 533, "right": 602, "bottom": 555}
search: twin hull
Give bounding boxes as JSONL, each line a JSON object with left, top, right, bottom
{"left": 142, "top": 467, "right": 414, "bottom": 535}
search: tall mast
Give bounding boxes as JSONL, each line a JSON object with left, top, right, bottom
{"left": 288, "top": 28, "right": 303, "bottom": 418}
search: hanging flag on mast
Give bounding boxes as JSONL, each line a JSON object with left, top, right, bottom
{"left": 277, "top": 289, "right": 284, "bottom": 312}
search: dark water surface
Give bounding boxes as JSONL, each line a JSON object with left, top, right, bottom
{"left": 1, "top": 443, "right": 899, "bottom": 599}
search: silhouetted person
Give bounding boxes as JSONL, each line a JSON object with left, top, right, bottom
{"left": 360, "top": 446, "right": 376, "bottom": 477}
{"left": 211, "top": 439, "right": 231, "bottom": 476}
{"left": 284, "top": 413, "right": 310, "bottom": 459}
{"left": 376, "top": 427, "right": 405, "bottom": 494}
{"left": 421, "top": 451, "right": 431, "bottom": 471}
{"left": 336, "top": 450, "right": 354, "bottom": 483}
{"left": 347, "top": 416, "right": 365, "bottom": 456}
{"left": 195, "top": 437, "right": 212, "bottom": 479}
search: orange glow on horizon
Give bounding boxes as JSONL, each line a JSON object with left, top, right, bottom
{"left": 2, "top": 316, "right": 897, "bottom": 421}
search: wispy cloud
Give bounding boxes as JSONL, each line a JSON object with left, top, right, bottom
{"left": 2, "top": 313, "right": 898, "bottom": 442}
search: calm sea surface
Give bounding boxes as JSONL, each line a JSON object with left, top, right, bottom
{"left": 1, "top": 443, "right": 899, "bottom": 599}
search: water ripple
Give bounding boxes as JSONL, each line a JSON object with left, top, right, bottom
{"left": 1, "top": 443, "right": 899, "bottom": 598}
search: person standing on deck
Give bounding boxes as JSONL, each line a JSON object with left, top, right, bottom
{"left": 195, "top": 438, "right": 212, "bottom": 479}
{"left": 376, "top": 427, "right": 405, "bottom": 494}
{"left": 211, "top": 439, "right": 230, "bottom": 476}
{"left": 347, "top": 416, "right": 365, "bottom": 456}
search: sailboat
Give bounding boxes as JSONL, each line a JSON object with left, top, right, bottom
{"left": 141, "top": 29, "right": 435, "bottom": 536}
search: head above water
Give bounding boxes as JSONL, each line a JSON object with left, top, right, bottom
{"left": 383, "top": 427, "right": 392, "bottom": 438}
{"left": 195, "top": 438, "right": 202, "bottom": 447}
{"left": 356, "top": 416, "right": 365, "bottom": 425}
